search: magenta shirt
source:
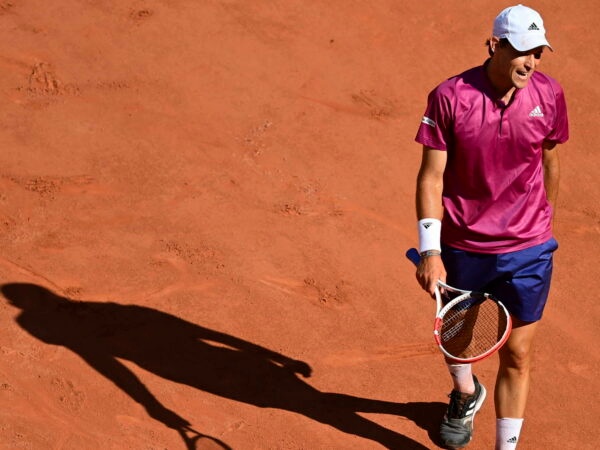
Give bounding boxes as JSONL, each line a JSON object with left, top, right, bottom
{"left": 416, "top": 63, "right": 569, "bottom": 253}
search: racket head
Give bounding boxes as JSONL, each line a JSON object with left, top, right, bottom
{"left": 433, "top": 292, "right": 512, "bottom": 363}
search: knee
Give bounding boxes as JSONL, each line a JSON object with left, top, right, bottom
{"left": 500, "top": 342, "right": 533, "bottom": 374}
{"left": 499, "top": 320, "right": 538, "bottom": 376}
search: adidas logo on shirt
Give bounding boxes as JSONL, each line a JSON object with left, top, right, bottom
{"left": 529, "top": 105, "right": 544, "bottom": 117}
{"left": 421, "top": 116, "right": 436, "bottom": 128}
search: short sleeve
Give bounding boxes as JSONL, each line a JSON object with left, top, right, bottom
{"left": 415, "top": 84, "right": 454, "bottom": 151}
{"left": 546, "top": 82, "right": 569, "bottom": 144}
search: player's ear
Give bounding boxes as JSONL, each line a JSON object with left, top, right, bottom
{"left": 488, "top": 36, "right": 500, "bottom": 55}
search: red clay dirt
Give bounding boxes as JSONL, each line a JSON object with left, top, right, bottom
{"left": 0, "top": 1, "right": 598, "bottom": 449}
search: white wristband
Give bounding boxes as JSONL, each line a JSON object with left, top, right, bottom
{"left": 418, "top": 218, "right": 441, "bottom": 253}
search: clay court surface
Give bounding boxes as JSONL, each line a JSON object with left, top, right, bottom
{"left": 0, "top": 1, "right": 598, "bottom": 449}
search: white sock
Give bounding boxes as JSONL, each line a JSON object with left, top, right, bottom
{"left": 446, "top": 363, "right": 474, "bottom": 393}
{"left": 496, "top": 418, "right": 524, "bottom": 449}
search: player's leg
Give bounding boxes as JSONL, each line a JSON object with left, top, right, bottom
{"left": 439, "top": 246, "right": 495, "bottom": 449}
{"left": 495, "top": 319, "right": 539, "bottom": 418}
{"left": 441, "top": 243, "right": 494, "bottom": 398}
{"left": 494, "top": 319, "right": 538, "bottom": 449}
{"left": 447, "top": 362, "right": 475, "bottom": 392}
{"left": 491, "top": 238, "right": 557, "bottom": 449}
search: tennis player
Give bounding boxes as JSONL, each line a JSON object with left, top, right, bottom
{"left": 413, "top": 5, "right": 569, "bottom": 449}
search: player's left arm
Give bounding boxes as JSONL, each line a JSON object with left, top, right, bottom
{"left": 542, "top": 141, "right": 560, "bottom": 213}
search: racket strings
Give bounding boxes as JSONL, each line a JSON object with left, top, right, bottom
{"left": 439, "top": 296, "right": 509, "bottom": 359}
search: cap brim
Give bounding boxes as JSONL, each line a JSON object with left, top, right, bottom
{"left": 508, "top": 35, "right": 553, "bottom": 52}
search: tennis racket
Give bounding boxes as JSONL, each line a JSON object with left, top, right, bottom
{"left": 406, "top": 248, "right": 512, "bottom": 363}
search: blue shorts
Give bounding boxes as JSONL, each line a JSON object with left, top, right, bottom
{"left": 441, "top": 238, "right": 559, "bottom": 322}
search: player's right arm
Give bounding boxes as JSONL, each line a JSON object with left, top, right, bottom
{"left": 415, "top": 145, "right": 447, "bottom": 295}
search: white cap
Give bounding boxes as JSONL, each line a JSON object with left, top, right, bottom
{"left": 493, "top": 4, "right": 552, "bottom": 51}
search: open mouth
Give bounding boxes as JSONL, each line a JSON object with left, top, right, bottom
{"left": 516, "top": 69, "right": 530, "bottom": 80}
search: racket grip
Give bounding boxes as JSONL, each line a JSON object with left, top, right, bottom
{"left": 405, "top": 248, "right": 420, "bottom": 267}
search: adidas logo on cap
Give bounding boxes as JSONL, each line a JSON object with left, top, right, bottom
{"left": 528, "top": 22, "right": 540, "bottom": 31}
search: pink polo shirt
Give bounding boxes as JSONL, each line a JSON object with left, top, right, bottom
{"left": 415, "top": 62, "right": 569, "bottom": 253}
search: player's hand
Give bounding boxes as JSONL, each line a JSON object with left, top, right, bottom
{"left": 416, "top": 255, "right": 446, "bottom": 296}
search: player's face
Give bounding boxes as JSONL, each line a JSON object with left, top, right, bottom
{"left": 494, "top": 42, "right": 545, "bottom": 90}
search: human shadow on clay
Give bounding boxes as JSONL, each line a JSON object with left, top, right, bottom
{"left": 3, "top": 283, "right": 446, "bottom": 450}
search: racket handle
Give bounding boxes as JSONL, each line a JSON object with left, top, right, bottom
{"left": 406, "top": 248, "right": 421, "bottom": 267}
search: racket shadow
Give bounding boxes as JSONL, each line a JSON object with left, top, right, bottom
{"left": 3, "top": 282, "right": 442, "bottom": 450}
